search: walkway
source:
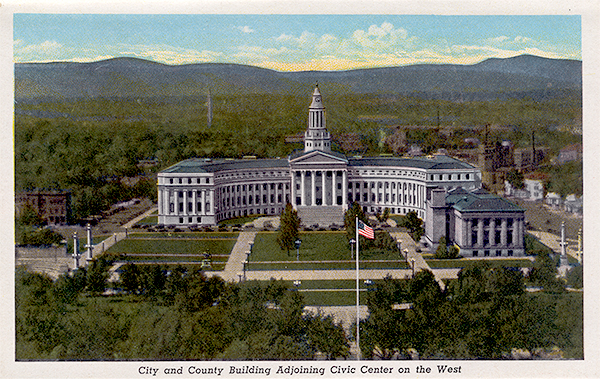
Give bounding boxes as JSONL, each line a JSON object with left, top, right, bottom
{"left": 389, "top": 231, "right": 449, "bottom": 290}
{"left": 528, "top": 230, "right": 581, "bottom": 260}
{"left": 121, "top": 206, "right": 158, "bottom": 229}
{"left": 220, "top": 231, "right": 258, "bottom": 282}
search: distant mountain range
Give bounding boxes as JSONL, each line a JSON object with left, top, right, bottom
{"left": 14, "top": 54, "right": 581, "bottom": 101}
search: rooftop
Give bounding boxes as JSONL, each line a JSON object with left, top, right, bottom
{"left": 446, "top": 187, "right": 524, "bottom": 213}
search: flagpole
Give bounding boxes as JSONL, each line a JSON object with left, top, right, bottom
{"left": 355, "top": 216, "right": 360, "bottom": 360}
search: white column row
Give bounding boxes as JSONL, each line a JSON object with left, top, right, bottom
{"left": 160, "top": 188, "right": 212, "bottom": 216}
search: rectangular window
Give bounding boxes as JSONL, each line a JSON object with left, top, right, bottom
{"left": 179, "top": 217, "right": 183, "bottom": 223}
{"left": 484, "top": 250, "right": 490, "bottom": 257}
{"left": 179, "top": 203, "right": 184, "bottom": 212}
{"left": 473, "top": 250, "right": 478, "bottom": 257}
{"left": 496, "top": 250, "right": 502, "bottom": 257}
{"left": 508, "top": 250, "right": 513, "bottom": 256}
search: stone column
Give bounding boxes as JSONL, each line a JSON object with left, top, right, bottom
{"left": 322, "top": 170, "right": 327, "bottom": 206}
{"left": 175, "top": 191, "right": 180, "bottom": 215}
{"left": 489, "top": 218, "right": 495, "bottom": 246}
{"left": 183, "top": 190, "right": 188, "bottom": 216}
{"left": 209, "top": 190, "right": 214, "bottom": 214}
{"left": 342, "top": 171, "right": 348, "bottom": 208}
{"left": 311, "top": 170, "right": 316, "bottom": 206}
{"left": 192, "top": 190, "right": 198, "bottom": 215}
{"left": 301, "top": 171, "right": 306, "bottom": 206}
{"left": 332, "top": 171, "right": 337, "bottom": 205}
{"left": 501, "top": 219, "right": 507, "bottom": 246}
{"left": 517, "top": 219, "right": 523, "bottom": 247}
{"left": 201, "top": 190, "right": 206, "bottom": 214}
{"left": 291, "top": 172, "right": 296, "bottom": 207}
{"left": 163, "top": 189, "right": 169, "bottom": 215}
{"left": 467, "top": 219, "right": 472, "bottom": 247}
{"left": 477, "top": 218, "right": 484, "bottom": 247}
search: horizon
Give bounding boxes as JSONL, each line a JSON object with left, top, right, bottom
{"left": 13, "top": 15, "right": 581, "bottom": 72}
{"left": 14, "top": 53, "right": 582, "bottom": 73}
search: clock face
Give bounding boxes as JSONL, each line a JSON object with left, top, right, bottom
{"left": 316, "top": 98, "right": 320, "bottom": 102}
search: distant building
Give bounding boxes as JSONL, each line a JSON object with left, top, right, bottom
{"left": 557, "top": 143, "right": 582, "bottom": 164}
{"left": 425, "top": 187, "right": 525, "bottom": 257}
{"left": 504, "top": 179, "right": 544, "bottom": 201}
{"left": 545, "top": 192, "right": 562, "bottom": 208}
{"left": 157, "top": 86, "right": 482, "bottom": 227}
{"left": 15, "top": 190, "right": 71, "bottom": 225}
{"left": 564, "top": 194, "right": 583, "bottom": 216}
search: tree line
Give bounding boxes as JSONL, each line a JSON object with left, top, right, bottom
{"left": 360, "top": 261, "right": 582, "bottom": 359}
{"left": 16, "top": 264, "right": 349, "bottom": 361}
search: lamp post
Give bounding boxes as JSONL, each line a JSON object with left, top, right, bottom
{"left": 295, "top": 239, "right": 302, "bottom": 262}
{"left": 243, "top": 260, "right": 248, "bottom": 281}
{"left": 410, "top": 258, "right": 415, "bottom": 278}
{"left": 293, "top": 280, "right": 301, "bottom": 290}
{"left": 403, "top": 248, "right": 409, "bottom": 261}
{"left": 396, "top": 239, "right": 402, "bottom": 257}
{"left": 349, "top": 238, "right": 356, "bottom": 259}
{"left": 248, "top": 242, "right": 254, "bottom": 260}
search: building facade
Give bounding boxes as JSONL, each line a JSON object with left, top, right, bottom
{"left": 157, "top": 86, "right": 482, "bottom": 227}
{"left": 15, "top": 190, "right": 71, "bottom": 225}
{"left": 426, "top": 187, "right": 526, "bottom": 257}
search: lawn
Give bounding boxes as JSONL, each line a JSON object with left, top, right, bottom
{"left": 218, "top": 214, "right": 266, "bottom": 226}
{"left": 128, "top": 232, "right": 239, "bottom": 239}
{"left": 136, "top": 215, "right": 158, "bottom": 225}
{"left": 425, "top": 258, "right": 534, "bottom": 269}
{"left": 251, "top": 231, "right": 403, "bottom": 262}
{"left": 106, "top": 238, "right": 237, "bottom": 256}
{"left": 248, "top": 261, "right": 408, "bottom": 270}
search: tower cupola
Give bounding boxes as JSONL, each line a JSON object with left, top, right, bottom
{"left": 304, "top": 84, "right": 331, "bottom": 152}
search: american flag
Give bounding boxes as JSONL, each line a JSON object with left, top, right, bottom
{"left": 357, "top": 220, "right": 374, "bottom": 239}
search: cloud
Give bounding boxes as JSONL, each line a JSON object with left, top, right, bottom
{"left": 15, "top": 40, "right": 63, "bottom": 60}
{"left": 117, "top": 43, "right": 224, "bottom": 64}
{"left": 237, "top": 26, "right": 254, "bottom": 33}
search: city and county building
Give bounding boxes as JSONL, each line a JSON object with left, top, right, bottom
{"left": 426, "top": 187, "right": 526, "bottom": 257}
{"left": 15, "top": 190, "right": 71, "bottom": 225}
{"left": 157, "top": 85, "right": 524, "bottom": 255}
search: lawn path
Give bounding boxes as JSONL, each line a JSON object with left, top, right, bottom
{"left": 220, "top": 231, "right": 258, "bottom": 282}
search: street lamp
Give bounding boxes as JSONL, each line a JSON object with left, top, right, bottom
{"left": 403, "top": 248, "right": 409, "bottom": 261}
{"left": 349, "top": 238, "right": 356, "bottom": 259}
{"left": 293, "top": 280, "right": 301, "bottom": 290}
{"left": 248, "top": 242, "right": 254, "bottom": 260}
{"left": 364, "top": 279, "right": 374, "bottom": 292}
{"left": 410, "top": 258, "right": 415, "bottom": 278}
{"left": 295, "top": 239, "right": 302, "bottom": 261}
{"left": 396, "top": 239, "right": 402, "bottom": 255}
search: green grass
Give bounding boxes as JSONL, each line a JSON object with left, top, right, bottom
{"left": 218, "top": 214, "right": 266, "bottom": 226}
{"left": 280, "top": 280, "right": 381, "bottom": 290}
{"left": 129, "top": 232, "right": 239, "bottom": 239}
{"left": 425, "top": 258, "right": 534, "bottom": 269}
{"left": 301, "top": 290, "right": 369, "bottom": 306}
{"left": 106, "top": 238, "right": 236, "bottom": 255}
{"left": 136, "top": 216, "right": 158, "bottom": 225}
{"left": 251, "top": 231, "right": 403, "bottom": 262}
{"left": 248, "top": 261, "right": 408, "bottom": 270}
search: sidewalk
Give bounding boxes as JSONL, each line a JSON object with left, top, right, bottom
{"left": 220, "top": 231, "right": 258, "bottom": 282}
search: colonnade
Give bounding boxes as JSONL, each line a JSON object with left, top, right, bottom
{"left": 160, "top": 188, "right": 214, "bottom": 216}
{"left": 466, "top": 217, "right": 524, "bottom": 248}
{"left": 291, "top": 169, "right": 347, "bottom": 208}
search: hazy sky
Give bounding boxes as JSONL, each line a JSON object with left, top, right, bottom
{"left": 13, "top": 14, "right": 581, "bottom": 71}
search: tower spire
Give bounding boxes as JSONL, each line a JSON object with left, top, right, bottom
{"left": 304, "top": 84, "right": 331, "bottom": 153}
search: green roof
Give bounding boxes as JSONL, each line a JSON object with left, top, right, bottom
{"left": 161, "top": 158, "right": 290, "bottom": 174}
{"left": 446, "top": 187, "right": 524, "bottom": 213}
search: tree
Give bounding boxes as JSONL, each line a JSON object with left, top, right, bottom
{"left": 307, "top": 314, "right": 349, "bottom": 360}
{"left": 119, "top": 263, "right": 141, "bottom": 294}
{"left": 86, "top": 256, "right": 113, "bottom": 294}
{"left": 401, "top": 211, "right": 424, "bottom": 243}
{"left": 529, "top": 251, "right": 564, "bottom": 293}
{"left": 434, "top": 236, "right": 460, "bottom": 259}
{"left": 344, "top": 202, "right": 368, "bottom": 241}
{"left": 506, "top": 169, "right": 524, "bottom": 190}
{"left": 566, "top": 265, "right": 583, "bottom": 289}
{"left": 277, "top": 203, "right": 300, "bottom": 256}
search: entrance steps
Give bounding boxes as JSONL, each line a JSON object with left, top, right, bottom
{"left": 296, "top": 206, "right": 345, "bottom": 227}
